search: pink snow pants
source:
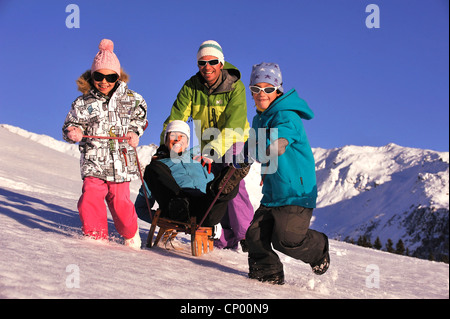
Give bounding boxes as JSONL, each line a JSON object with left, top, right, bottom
{"left": 78, "top": 177, "right": 138, "bottom": 240}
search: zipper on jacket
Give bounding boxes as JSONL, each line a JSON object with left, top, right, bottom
{"left": 206, "top": 93, "right": 218, "bottom": 129}
{"left": 210, "top": 108, "right": 218, "bottom": 128}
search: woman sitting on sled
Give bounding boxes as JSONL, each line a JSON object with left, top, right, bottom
{"left": 135, "top": 120, "right": 250, "bottom": 238}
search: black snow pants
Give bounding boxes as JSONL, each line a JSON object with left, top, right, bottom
{"left": 144, "top": 159, "right": 238, "bottom": 227}
{"left": 246, "top": 205, "right": 329, "bottom": 278}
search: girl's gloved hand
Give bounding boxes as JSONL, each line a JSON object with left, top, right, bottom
{"left": 127, "top": 131, "right": 139, "bottom": 148}
{"left": 66, "top": 126, "right": 83, "bottom": 142}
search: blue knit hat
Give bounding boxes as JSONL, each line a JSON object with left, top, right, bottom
{"left": 250, "top": 62, "right": 283, "bottom": 93}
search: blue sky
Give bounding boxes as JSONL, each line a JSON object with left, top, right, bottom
{"left": 0, "top": 0, "right": 448, "bottom": 152}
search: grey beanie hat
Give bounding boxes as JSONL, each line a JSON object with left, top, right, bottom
{"left": 249, "top": 62, "right": 283, "bottom": 93}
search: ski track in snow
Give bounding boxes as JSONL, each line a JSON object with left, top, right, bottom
{"left": 0, "top": 125, "right": 448, "bottom": 299}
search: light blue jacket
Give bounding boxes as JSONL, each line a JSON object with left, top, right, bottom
{"left": 251, "top": 89, "right": 317, "bottom": 208}
{"left": 138, "top": 149, "right": 214, "bottom": 200}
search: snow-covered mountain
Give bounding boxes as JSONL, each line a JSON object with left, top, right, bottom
{"left": 312, "top": 144, "right": 449, "bottom": 261}
{"left": 0, "top": 124, "right": 448, "bottom": 299}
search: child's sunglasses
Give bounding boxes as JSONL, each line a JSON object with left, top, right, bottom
{"left": 249, "top": 85, "right": 280, "bottom": 94}
{"left": 198, "top": 59, "right": 220, "bottom": 67}
{"left": 92, "top": 72, "right": 119, "bottom": 83}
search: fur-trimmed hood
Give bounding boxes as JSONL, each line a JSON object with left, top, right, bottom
{"left": 76, "top": 69, "right": 130, "bottom": 94}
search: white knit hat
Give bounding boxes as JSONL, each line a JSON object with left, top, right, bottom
{"left": 196, "top": 40, "right": 225, "bottom": 65}
{"left": 164, "top": 120, "right": 190, "bottom": 142}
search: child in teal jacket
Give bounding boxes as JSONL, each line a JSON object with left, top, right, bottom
{"left": 245, "top": 63, "right": 329, "bottom": 285}
{"left": 252, "top": 87, "right": 317, "bottom": 209}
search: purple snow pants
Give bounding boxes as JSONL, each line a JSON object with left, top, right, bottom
{"left": 215, "top": 179, "right": 254, "bottom": 249}
{"left": 211, "top": 141, "right": 254, "bottom": 249}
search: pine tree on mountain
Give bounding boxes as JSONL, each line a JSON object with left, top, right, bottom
{"left": 374, "top": 237, "right": 382, "bottom": 250}
{"left": 366, "top": 237, "right": 373, "bottom": 248}
{"left": 357, "top": 236, "right": 364, "bottom": 246}
{"left": 345, "top": 237, "right": 355, "bottom": 245}
{"left": 386, "top": 239, "right": 394, "bottom": 253}
{"left": 395, "top": 239, "right": 405, "bottom": 255}
{"left": 357, "top": 235, "right": 373, "bottom": 248}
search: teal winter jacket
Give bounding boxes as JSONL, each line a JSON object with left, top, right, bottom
{"left": 251, "top": 89, "right": 317, "bottom": 208}
{"left": 138, "top": 149, "right": 214, "bottom": 201}
{"left": 135, "top": 148, "right": 214, "bottom": 222}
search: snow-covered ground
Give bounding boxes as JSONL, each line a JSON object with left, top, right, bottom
{"left": 0, "top": 125, "right": 448, "bottom": 300}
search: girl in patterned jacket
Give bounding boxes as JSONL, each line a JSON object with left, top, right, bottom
{"left": 62, "top": 39, "right": 148, "bottom": 249}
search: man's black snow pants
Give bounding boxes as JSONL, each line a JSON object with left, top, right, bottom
{"left": 246, "top": 205, "right": 329, "bottom": 278}
{"left": 143, "top": 159, "right": 238, "bottom": 227}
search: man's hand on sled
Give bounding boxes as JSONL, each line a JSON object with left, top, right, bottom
{"left": 230, "top": 149, "right": 251, "bottom": 169}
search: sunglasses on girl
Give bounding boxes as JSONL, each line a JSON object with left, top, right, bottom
{"left": 249, "top": 85, "right": 280, "bottom": 94}
{"left": 198, "top": 59, "right": 220, "bottom": 67}
{"left": 92, "top": 72, "right": 119, "bottom": 83}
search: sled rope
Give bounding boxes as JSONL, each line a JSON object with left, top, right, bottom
{"left": 83, "top": 135, "right": 130, "bottom": 140}
{"left": 197, "top": 166, "right": 236, "bottom": 228}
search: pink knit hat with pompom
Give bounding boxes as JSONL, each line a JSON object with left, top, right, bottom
{"left": 91, "top": 39, "right": 121, "bottom": 76}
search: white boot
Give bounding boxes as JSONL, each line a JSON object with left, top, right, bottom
{"left": 212, "top": 223, "right": 222, "bottom": 240}
{"left": 124, "top": 229, "right": 141, "bottom": 250}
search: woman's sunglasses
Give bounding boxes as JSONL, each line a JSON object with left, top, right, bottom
{"left": 92, "top": 72, "right": 119, "bottom": 83}
{"left": 198, "top": 59, "right": 220, "bottom": 67}
{"left": 249, "top": 85, "right": 280, "bottom": 94}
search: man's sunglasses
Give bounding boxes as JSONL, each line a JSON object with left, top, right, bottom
{"left": 198, "top": 59, "right": 220, "bottom": 67}
{"left": 249, "top": 85, "right": 280, "bottom": 94}
{"left": 92, "top": 72, "right": 119, "bottom": 83}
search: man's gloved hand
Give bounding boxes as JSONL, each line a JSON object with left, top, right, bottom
{"left": 231, "top": 151, "right": 251, "bottom": 169}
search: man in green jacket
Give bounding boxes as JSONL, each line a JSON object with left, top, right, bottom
{"left": 160, "top": 40, "right": 250, "bottom": 158}
{"left": 160, "top": 40, "right": 254, "bottom": 250}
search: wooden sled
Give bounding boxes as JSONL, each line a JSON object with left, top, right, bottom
{"left": 146, "top": 209, "right": 214, "bottom": 256}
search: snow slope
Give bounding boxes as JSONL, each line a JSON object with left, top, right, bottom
{"left": 0, "top": 124, "right": 448, "bottom": 300}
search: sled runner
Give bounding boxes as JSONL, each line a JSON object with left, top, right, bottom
{"left": 146, "top": 209, "right": 214, "bottom": 256}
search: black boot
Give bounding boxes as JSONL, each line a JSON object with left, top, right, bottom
{"left": 310, "top": 237, "right": 330, "bottom": 275}
{"left": 249, "top": 271, "right": 285, "bottom": 285}
{"left": 311, "top": 251, "right": 330, "bottom": 275}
